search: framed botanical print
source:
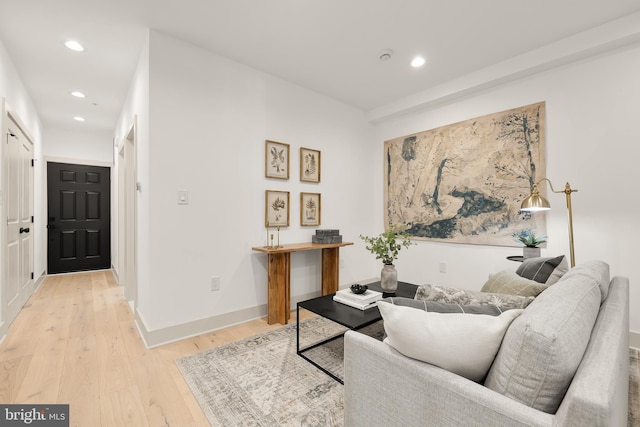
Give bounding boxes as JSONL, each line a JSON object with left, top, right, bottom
{"left": 300, "top": 147, "right": 320, "bottom": 183}
{"left": 300, "top": 192, "right": 321, "bottom": 226}
{"left": 265, "top": 140, "right": 289, "bottom": 180}
{"left": 265, "top": 190, "right": 290, "bottom": 227}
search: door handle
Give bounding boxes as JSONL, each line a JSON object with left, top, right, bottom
{"left": 20, "top": 227, "right": 30, "bottom": 234}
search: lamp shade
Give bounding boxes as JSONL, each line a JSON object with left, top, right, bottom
{"left": 520, "top": 185, "right": 550, "bottom": 212}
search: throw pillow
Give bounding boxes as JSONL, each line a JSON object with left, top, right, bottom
{"left": 378, "top": 301, "right": 523, "bottom": 382}
{"left": 384, "top": 296, "right": 502, "bottom": 316}
{"left": 415, "top": 284, "right": 534, "bottom": 310}
{"left": 516, "top": 255, "right": 569, "bottom": 284}
{"left": 484, "top": 261, "right": 603, "bottom": 413}
{"left": 480, "top": 269, "right": 549, "bottom": 297}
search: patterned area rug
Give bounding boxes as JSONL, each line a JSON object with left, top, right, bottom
{"left": 631, "top": 348, "right": 639, "bottom": 427}
{"left": 176, "top": 317, "right": 383, "bottom": 427}
{"left": 177, "top": 320, "right": 638, "bottom": 427}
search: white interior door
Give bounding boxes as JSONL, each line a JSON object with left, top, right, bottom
{"left": 117, "top": 120, "right": 137, "bottom": 307}
{"left": 4, "top": 114, "right": 34, "bottom": 325}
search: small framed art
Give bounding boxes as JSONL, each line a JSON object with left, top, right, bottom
{"left": 300, "top": 147, "right": 320, "bottom": 183}
{"left": 265, "top": 190, "right": 290, "bottom": 227}
{"left": 265, "top": 140, "right": 290, "bottom": 180}
{"left": 300, "top": 192, "right": 321, "bottom": 226}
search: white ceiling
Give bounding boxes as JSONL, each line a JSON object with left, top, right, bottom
{"left": 1, "top": 0, "right": 640, "bottom": 134}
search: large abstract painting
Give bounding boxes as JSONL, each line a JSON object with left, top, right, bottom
{"left": 384, "top": 102, "right": 546, "bottom": 247}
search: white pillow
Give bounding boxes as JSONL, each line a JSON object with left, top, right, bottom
{"left": 378, "top": 301, "right": 523, "bottom": 382}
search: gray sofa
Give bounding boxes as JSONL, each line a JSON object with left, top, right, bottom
{"left": 344, "top": 261, "right": 630, "bottom": 426}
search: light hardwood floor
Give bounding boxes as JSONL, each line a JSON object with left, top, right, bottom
{"left": 0, "top": 270, "right": 313, "bottom": 426}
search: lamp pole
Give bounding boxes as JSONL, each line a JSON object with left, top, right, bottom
{"left": 561, "top": 182, "right": 578, "bottom": 268}
{"left": 520, "top": 179, "right": 578, "bottom": 267}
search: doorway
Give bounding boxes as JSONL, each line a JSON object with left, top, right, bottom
{"left": 3, "top": 110, "right": 34, "bottom": 326}
{"left": 47, "top": 162, "right": 111, "bottom": 274}
{"left": 117, "top": 120, "right": 137, "bottom": 306}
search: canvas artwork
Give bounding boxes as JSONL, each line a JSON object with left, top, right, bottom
{"left": 384, "top": 102, "right": 546, "bottom": 247}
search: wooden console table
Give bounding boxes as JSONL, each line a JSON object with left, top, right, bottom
{"left": 252, "top": 242, "right": 353, "bottom": 325}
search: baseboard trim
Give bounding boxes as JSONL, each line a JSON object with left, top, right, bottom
{"left": 630, "top": 331, "right": 640, "bottom": 350}
{"left": 111, "top": 267, "right": 120, "bottom": 284}
{"left": 34, "top": 270, "right": 46, "bottom": 291}
{"left": 0, "top": 321, "right": 6, "bottom": 346}
{"left": 135, "top": 291, "right": 324, "bottom": 349}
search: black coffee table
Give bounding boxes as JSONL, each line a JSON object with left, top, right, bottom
{"left": 296, "top": 281, "right": 418, "bottom": 383}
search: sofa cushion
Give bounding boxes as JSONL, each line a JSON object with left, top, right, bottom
{"left": 481, "top": 269, "right": 549, "bottom": 297}
{"left": 378, "top": 301, "right": 523, "bottom": 382}
{"left": 484, "top": 261, "right": 605, "bottom": 413}
{"left": 415, "top": 284, "right": 534, "bottom": 310}
{"left": 516, "top": 255, "right": 569, "bottom": 284}
{"left": 384, "top": 296, "right": 502, "bottom": 315}
{"left": 558, "top": 259, "right": 611, "bottom": 303}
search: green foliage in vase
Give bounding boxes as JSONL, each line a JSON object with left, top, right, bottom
{"left": 512, "top": 228, "right": 547, "bottom": 247}
{"left": 360, "top": 224, "right": 415, "bottom": 265}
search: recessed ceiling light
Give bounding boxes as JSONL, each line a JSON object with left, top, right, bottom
{"left": 73, "top": 116, "right": 85, "bottom": 122}
{"left": 65, "top": 40, "right": 84, "bottom": 52}
{"left": 411, "top": 56, "right": 426, "bottom": 68}
{"left": 71, "top": 91, "right": 85, "bottom": 98}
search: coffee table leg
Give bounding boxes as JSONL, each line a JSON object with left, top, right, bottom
{"left": 296, "top": 304, "right": 300, "bottom": 354}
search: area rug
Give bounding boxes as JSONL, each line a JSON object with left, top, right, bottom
{"left": 176, "top": 316, "right": 383, "bottom": 427}
{"left": 177, "top": 320, "right": 638, "bottom": 427}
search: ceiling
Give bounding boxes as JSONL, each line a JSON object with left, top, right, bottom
{"left": 1, "top": 0, "right": 640, "bottom": 135}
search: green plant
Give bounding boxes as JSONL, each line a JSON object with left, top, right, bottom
{"left": 360, "top": 225, "right": 415, "bottom": 265}
{"left": 512, "top": 228, "right": 547, "bottom": 247}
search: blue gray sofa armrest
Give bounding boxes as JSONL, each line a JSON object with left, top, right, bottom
{"left": 343, "top": 276, "right": 629, "bottom": 427}
{"left": 344, "top": 330, "right": 553, "bottom": 427}
{"left": 553, "top": 276, "right": 629, "bottom": 426}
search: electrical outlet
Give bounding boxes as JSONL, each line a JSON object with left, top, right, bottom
{"left": 439, "top": 261, "right": 447, "bottom": 273}
{"left": 211, "top": 276, "right": 221, "bottom": 291}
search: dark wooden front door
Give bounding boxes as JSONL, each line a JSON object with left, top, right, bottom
{"left": 47, "top": 162, "right": 111, "bottom": 274}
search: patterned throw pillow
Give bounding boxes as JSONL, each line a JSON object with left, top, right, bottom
{"left": 481, "top": 270, "right": 549, "bottom": 297}
{"left": 516, "top": 255, "right": 569, "bottom": 284}
{"left": 415, "top": 284, "right": 534, "bottom": 310}
{"left": 385, "top": 297, "right": 502, "bottom": 316}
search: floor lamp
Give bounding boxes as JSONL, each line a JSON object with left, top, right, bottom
{"left": 520, "top": 178, "right": 578, "bottom": 267}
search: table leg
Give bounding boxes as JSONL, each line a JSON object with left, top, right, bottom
{"left": 267, "top": 252, "right": 290, "bottom": 325}
{"left": 321, "top": 247, "right": 340, "bottom": 295}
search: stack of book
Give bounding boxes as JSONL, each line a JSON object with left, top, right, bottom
{"left": 333, "top": 288, "right": 383, "bottom": 310}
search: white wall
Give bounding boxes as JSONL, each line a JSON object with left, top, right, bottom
{"left": 371, "top": 44, "right": 640, "bottom": 334}
{"left": 118, "top": 31, "right": 377, "bottom": 335}
{"left": 42, "top": 127, "right": 113, "bottom": 163}
{"left": 117, "top": 29, "right": 639, "bottom": 344}
{"left": 113, "top": 33, "right": 150, "bottom": 318}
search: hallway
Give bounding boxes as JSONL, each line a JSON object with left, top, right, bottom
{"left": 0, "top": 271, "right": 289, "bottom": 426}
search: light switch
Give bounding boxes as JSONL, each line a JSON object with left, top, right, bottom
{"left": 178, "top": 189, "right": 189, "bottom": 205}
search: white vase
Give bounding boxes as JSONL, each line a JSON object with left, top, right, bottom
{"left": 523, "top": 246, "right": 541, "bottom": 258}
{"left": 380, "top": 264, "right": 398, "bottom": 293}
